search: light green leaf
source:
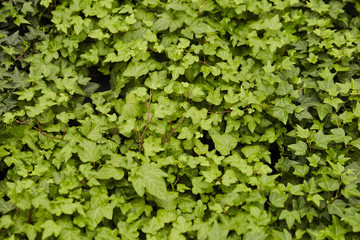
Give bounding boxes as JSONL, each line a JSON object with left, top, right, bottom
{"left": 207, "top": 221, "right": 229, "bottom": 240}
{"left": 123, "top": 61, "right": 150, "bottom": 78}
{"left": 330, "top": 128, "right": 352, "bottom": 145}
{"left": 279, "top": 210, "right": 301, "bottom": 229}
{"left": 222, "top": 169, "right": 238, "bottom": 186}
{"left": 0, "top": 199, "right": 15, "bottom": 214}
{"left": 328, "top": 200, "right": 346, "bottom": 218}
{"left": 314, "top": 131, "right": 332, "bottom": 149}
{"left": 0, "top": 215, "right": 13, "bottom": 229}
{"left": 206, "top": 87, "right": 223, "bottom": 105}
{"left": 96, "top": 165, "right": 124, "bottom": 180}
{"left": 77, "top": 140, "right": 102, "bottom": 163}
{"left": 211, "top": 133, "right": 237, "bottom": 156}
{"left": 241, "top": 145, "right": 261, "bottom": 162}
{"left": 315, "top": 103, "right": 332, "bottom": 120}
{"left": 143, "top": 136, "right": 165, "bottom": 157}
{"left": 293, "top": 165, "right": 309, "bottom": 177}
{"left": 325, "top": 216, "right": 348, "bottom": 240}
{"left": 288, "top": 141, "right": 307, "bottom": 155}
{"left": 40, "top": 220, "right": 62, "bottom": 239}
{"left": 270, "top": 189, "right": 288, "bottom": 208}
{"left": 130, "top": 163, "right": 168, "bottom": 200}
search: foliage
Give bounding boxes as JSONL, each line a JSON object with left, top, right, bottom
{"left": 1, "top": 0, "right": 360, "bottom": 239}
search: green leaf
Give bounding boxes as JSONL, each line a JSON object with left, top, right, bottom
{"left": 130, "top": 163, "right": 168, "bottom": 200}
{"left": 174, "top": 216, "right": 192, "bottom": 233}
{"left": 288, "top": 141, "right": 307, "bottom": 155}
{"left": 279, "top": 210, "right": 301, "bottom": 229}
{"left": 77, "top": 140, "right": 102, "bottom": 163}
{"left": 185, "top": 107, "right": 207, "bottom": 125}
{"left": 325, "top": 216, "right": 348, "bottom": 240}
{"left": 144, "top": 70, "right": 168, "bottom": 90}
{"left": 222, "top": 169, "right": 238, "bottom": 186}
{"left": 342, "top": 212, "right": 360, "bottom": 232}
{"left": 318, "top": 67, "right": 336, "bottom": 92}
{"left": 0, "top": 215, "right": 13, "bottom": 229}
{"left": 191, "top": 176, "right": 213, "bottom": 194}
{"left": 123, "top": 61, "right": 150, "bottom": 78}
{"left": 330, "top": 128, "right": 352, "bottom": 145}
{"left": 296, "top": 124, "right": 311, "bottom": 138}
{"left": 224, "top": 88, "right": 239, "bottom": 104}
{"left": 211, "top": 133, "right": 237, "bottom": 156}
{"left": 241, "top": 145, "right": 261, "bottom": 162}
{"left": 143, "top": 136, "right": 165, "bottom": 157}
{"left": 293, "top": 165, "right": 309, "bottom": 177}
{"left": 206, "top": 87, "right": 223, "bottom": 105}
{"left": 328, "top": 199, "right": 346, "bottom": 218}
{"left": 96, "top": 165, "right": 124, "bottom": 180}
{"left": 270, "top": 189, "right": 289, "bottom": 208}
{"left": 0, "top": 199, "right": 15, "bottom": 214}
{"left": 307, "top": 194, "right": 324, "bottom": 207}
{"left": 314, "top": 131, "right": 332, "bottom": 149}
{"left": 315, "top": 103, "right": 332, "bottom": 120}
{"left": 40, "top": 220, "right": 62, "bottom": 239}
{"left": 207, "top": 221, "right": 229, "bottom": 240}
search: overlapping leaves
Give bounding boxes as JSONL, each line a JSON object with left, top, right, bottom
{"left": 1, "top": 0, "right": 360, "bottom": 239}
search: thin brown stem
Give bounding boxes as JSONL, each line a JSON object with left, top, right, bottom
{"left": 25, "top": 207, "right": 33, "bottom": 223}
{"left": 334, "top": 175, "right": 343, "bottom": 199}
{"left": 15, "top": 119, "right": 64, "bottom": 140}
{"left": 12, "top": 47, "right": 29, "bottom": 64}
{"left": 208, "top": 110, "right": 232, "bottom": 114}
{"left": 182, "top": 91, "right": 191, "bottom": 103}
{"left": 164, "top": 116, "right": 185, "bottom": 143}
{"left": 138, "top": 92, "right": 154, "bottom": 154}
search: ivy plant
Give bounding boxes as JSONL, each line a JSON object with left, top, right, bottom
{"left": 2, "top": 0, "right": 360, "bottom": 239}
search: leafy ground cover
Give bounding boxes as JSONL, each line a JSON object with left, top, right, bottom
{"left": 1, "top": 0, "right": 360, "bottom": 239}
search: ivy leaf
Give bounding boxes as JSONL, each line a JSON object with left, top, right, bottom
{"left": 0, "top": 199, "right": 15, "bottom": 214}
{"left": 288, "top": 141, "right": 307, "bottom": 155}
{"left": 224, "top": 88, "right": 239, "bottom": 104}
{"left": 342, "top": 212, "right": 360, "bottom": 232}
{"left": 207, "top": 221, "right": 229, "bottom": 240}
{"left": 77, "top": 140, "right": 102, "bottom": 163}
{"left": 314, "top": 131, "right": 332, "bottom": 149}
{"left": 328, "top": 200, "right": 346, "bottom": 218}
{"left": 123, "top": 61, "right": 150, "bottom": 78}
{"left": 143, "top": 136, "right": 165, "bottom": 157}
{"left": 272, "top": 97, "right": 296, "bottom": 124}
{"left": 144, "top": 71, "right": 168, "bottom": 90}
{"left": 130, "top": 163, "right": 168, "bottom": 200}
{"left": 315, "top": 103, "right": 332, "bottom": 120}
{"left": 318, "top": 67, "right": 336, "bottom": 92}
{"left": 325, "top": 216, "right": 348, "bottom": 240}
{"left": 279, "top": 210, "right": 301, "bottom": 229}
{"left": 241, "top": 145, "right": 261, "bottom": 162}
{"left": 270, "top": 189, "right": 289, "bottom": 208}
{"left": 330, "top": 128, "right": 352, "bottom": 145}
{"left": 293, "top": 165, "right": 309, "bottom": 177}
{"left": 96, "top": 165, "right": 124, "bottom": 180}
{"left": 27, "top": 54, "right": 60, "bottom": 78}
{"left": 211, "top": 133, "right": 237, "bottom": 156}
{"left": 40, "top": 220, "right": 62, "bottom": 239}
{"left": 206, "top": 87, "right": 223, "bottom": 106}
{"left": 296, "top": 124, "right": 311, "bottom": 139}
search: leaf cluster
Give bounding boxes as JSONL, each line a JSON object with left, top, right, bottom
{"left": 1, "top": 0, "right": 360, "bottom": 239}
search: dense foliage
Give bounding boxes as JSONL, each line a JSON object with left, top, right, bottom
{"left": 1, "top": 0, "right": 360, "bottom": 239}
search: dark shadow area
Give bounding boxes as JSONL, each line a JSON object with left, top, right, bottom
{"left": 269, "top": 142, "right": 281, "bottom": 173}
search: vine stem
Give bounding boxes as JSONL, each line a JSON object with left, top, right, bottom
{"left": 164, "top": 116, "right": 185, "bottom": 143}
{"left": 12, "top": 46, "right": 29, "bottom": 64}
{"left": 15, "top": 119, "right": 65, "bottom": 140}
{"left": 138, "top": 91, "right": 153, "bottom": 154}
